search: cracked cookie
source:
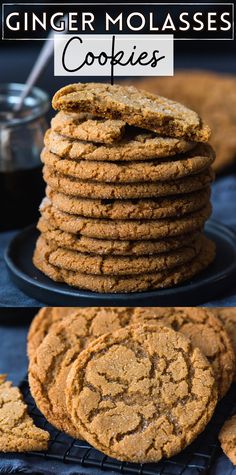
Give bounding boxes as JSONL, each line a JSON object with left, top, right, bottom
{"left": 33, "top": 82, "right": 215, "bottom": 293}
{"left": 33, "top": 235, "right": 216, "bottom": 292}
{"left": 37, "top": 217, "right": 201, "bottom": 256}
{"left": 46, "top": 186, "right": 210, "bottom": 220}
{"left": 52, "top": 83, "right": 211, "bottom": 141}
{"left": 0, "top": 375, "right": 49, "bottom": 452}
{"left": 28, "top": 307, "right": 79, "bottom": 359}
{"left": 66, "top": 324, "right": 217, "bottom": 462}
{"left": 211, "top": 308, "right": 236, "bottom": 380}
{"left": 219, "top": 414, "right": 236, "bottom": 465}
{"left": 47, "top": 126, "right": 195, "bottom": 161}
{"left": 43, "top": 234, "right": 202, "bottom": 276}
{"left": 132, "top": 307, "right": 235, "bottom": 398}
{"left": 29, "top": 308, "right": 133, "bottom": 437}
{"left": 40, "top": 199, "right": 211, "bottom": 240}
{"left": 43, "top": 165, "right": 214, "bottom": 199}
{"left": 51, "top": 111, "right": 126, "bottom": 144}
{"left": 41, "top": 142, "right": 214, "bottom": 183}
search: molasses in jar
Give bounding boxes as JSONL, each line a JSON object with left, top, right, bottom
{"left": 0, "top": 83, "right": 49, "bottom": 231}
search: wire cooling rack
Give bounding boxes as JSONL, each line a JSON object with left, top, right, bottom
{"left": 20, "top": 378, "right": 236, "bottom": 475}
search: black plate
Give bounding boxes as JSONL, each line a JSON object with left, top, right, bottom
{"left": 4, "top": 221, "right": 236, "bottom": 306}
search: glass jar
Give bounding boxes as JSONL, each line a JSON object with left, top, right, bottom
{"left": 0, "top": 83, "right": 49, "bottom": 231}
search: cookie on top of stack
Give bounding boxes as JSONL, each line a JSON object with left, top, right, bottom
{"left": 33, "top": 83, "right": 216, "bottom": 293}
{"left": 28, "top": 306, "right": 235, "bottom": 463}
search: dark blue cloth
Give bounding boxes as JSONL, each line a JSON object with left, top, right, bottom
{"left": 0, "top": 455, "right": 117, "bottom": 474}
{"left": 211, "top": 175, "right": 236, "bottom": 230}
{"left": 1, "top": 175, "right": 236, "bottom": 307}
{"left": 0, "top": 456, "right": 118, "bottom": 474}
{"left": 0, "top": 231, "right": 41, "bottom": 307}
{"left": 1, "top": 455, "right": 235, "bottom": 475}
{"left": 207, "top": 175, "right": 236, "bottom": 306}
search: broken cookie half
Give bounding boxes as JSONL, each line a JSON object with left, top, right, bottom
{"left": 0, "top": 374, "right": 49, "bottom": 452}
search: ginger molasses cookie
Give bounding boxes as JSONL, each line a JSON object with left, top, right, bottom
{"left": 52, "top": 83, "right": 211, "bottom": 141}
{"left": 41, "top": 142, "right": 214, "bottom": 183}
{"left": 28, "top": 307, "right": 79, "bottom": 359}
{"left": 43, "top": 165, "right": 214, "bottom": 199}
{"left": 66, "top": 324, "right": 217, "bottom": 462}
{"left": 40, "top": 199, "right": 211, "bottom": 240}
{"left": 46, "top": 235, "right": 202, "bottom": 276}
{"left": 219, "top": 414, "right": 236, "bottom": 465}
{"left": 46, "top": 186, "right": 211, "bottom": 220}
{"left": 46, "top": 127, "right": 195, "bottom": 162}
{"left": 51, "top": 111, "right": 125, "bottom": 144}
{"left": 38, "top": 217, "right": 202, "bottom": 256}
{"left": 212, "top": 308, "right": 236, "bottom": 380}
{"left": 33, "top": 235, "right": 216, "bottom": 293}
{"left": 0, "top": 375, "right": 49, "bottom": 452}
{"left": 29, "top": 308, "right": 133, "bottom": 437}
{"left": 132, "top": 307, "right": 235, "bottom": 399}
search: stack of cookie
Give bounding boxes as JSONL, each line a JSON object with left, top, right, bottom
{"left": 33, "top": 83, "right": 216, "bottom": 293}
{"left": 28, "top": 306, "right": 235, "bottom": 463}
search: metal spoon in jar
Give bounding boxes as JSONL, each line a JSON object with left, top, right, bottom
{"left": 14, "top": 15, "right": 68, "bottom": 112}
